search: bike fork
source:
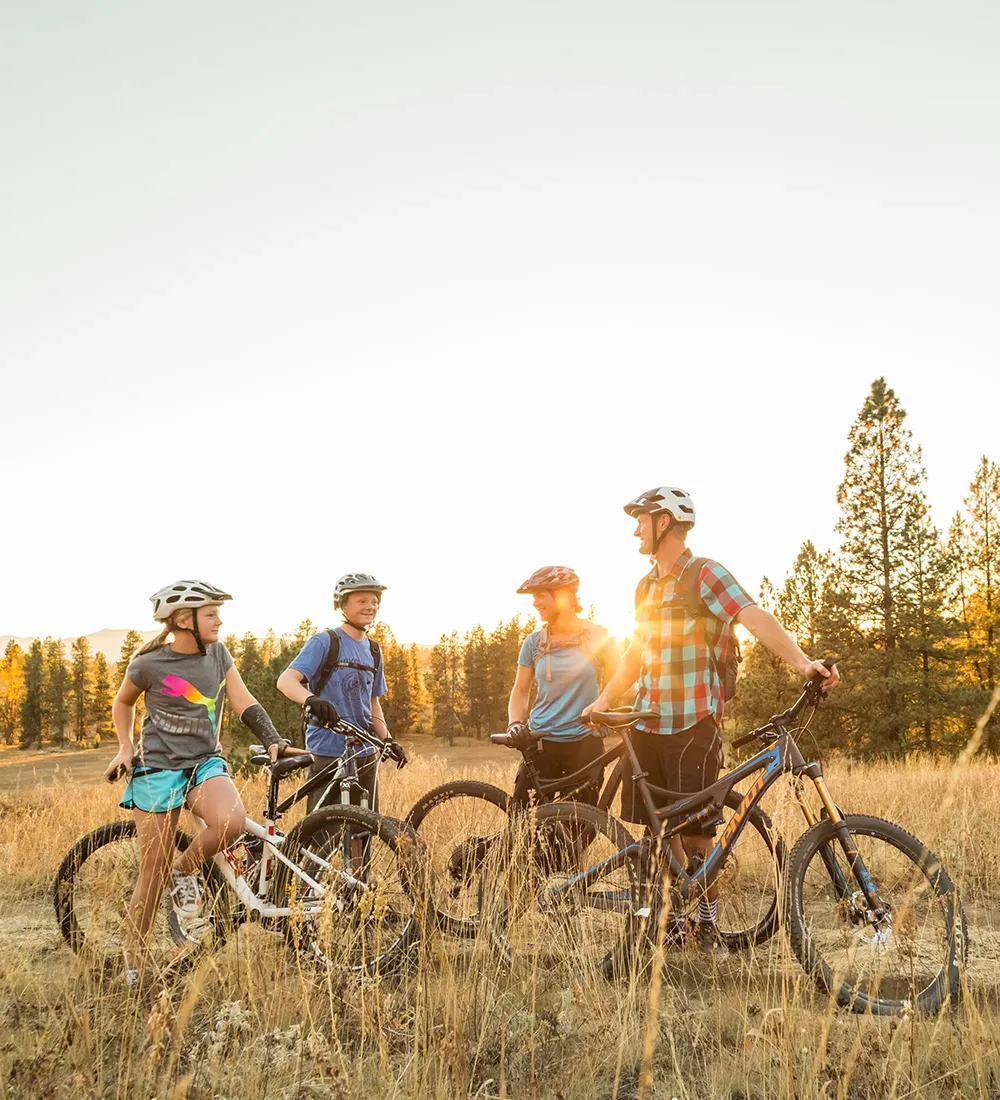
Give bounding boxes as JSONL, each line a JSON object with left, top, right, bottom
{"left": 809, "top": 774, "right": 883, "bottom": 913}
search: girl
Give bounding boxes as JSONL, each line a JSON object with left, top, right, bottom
{"left": 507, "top": 566, "right": 619, "bottom": 807}
{"left": 107, "top": 579, "right": 303, "bottom": 987}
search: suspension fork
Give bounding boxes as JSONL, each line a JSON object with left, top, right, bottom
{"left": 805, "top": 768, "right": 883, "bottom": 913}
{"left": 794, "top": 776, "right": 850, "bottom": 901}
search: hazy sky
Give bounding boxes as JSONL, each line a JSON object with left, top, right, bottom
{"left": 3, "top": 1, "right": 998, "bottom": 646}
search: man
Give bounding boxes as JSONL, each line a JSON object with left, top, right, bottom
{"left": 276, "top": 572, "right": 406, "bottom": 812}
{"left": 582, "top": 486, "right": 838, "bottom": 948}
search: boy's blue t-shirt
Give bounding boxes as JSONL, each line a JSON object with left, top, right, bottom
{"left": 288, "top": 628, "right": 387, "bottom": 757}
{"left": 518, "top": 625, "right": 610, "bottom": 742}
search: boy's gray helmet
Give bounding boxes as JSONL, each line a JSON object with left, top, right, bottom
{"left": 149, "top": 580, "right": 233, "bottom": 622}
{"left": 334, "top": 573, "right": 388, "bottom": 607}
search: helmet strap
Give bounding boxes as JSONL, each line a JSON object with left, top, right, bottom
{"left": 651, "top": 513, "right": 673, "bottom": 553}
{"left": 169, "top": 609, "right": 208, "bottom": 655}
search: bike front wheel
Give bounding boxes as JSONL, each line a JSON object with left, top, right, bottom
{"left": 482, "top": 800, "right": 645, "bottom": 981}
{"left": 784, "top": 814, "right": 967, "bottom": 1015}
{"left": 405, "top": 779, "right": 511, "bottom": 938}
{"left": 272, "top": 804, "right": 432, "bottom": 977}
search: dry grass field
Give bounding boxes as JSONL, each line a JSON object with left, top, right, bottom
{"left": 1, "top": 740, "right": 999, "bottom": 1100}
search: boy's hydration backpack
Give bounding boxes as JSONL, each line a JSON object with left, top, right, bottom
{"left": 312, "top": 629, "right": 383, "bottom": 696}
{"left": 634, "top": 557, "right": 742, "bottom": 703}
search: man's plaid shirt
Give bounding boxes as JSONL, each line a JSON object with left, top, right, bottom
{"left": 633, "top": 548, "right": 755, "bottom": 735}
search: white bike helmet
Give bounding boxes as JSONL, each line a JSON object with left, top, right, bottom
{"left": 623, "top": 486, "right": 696, "bottom": 525}
{"left": 149, "top": 580, "right": 233, "bottom": 622}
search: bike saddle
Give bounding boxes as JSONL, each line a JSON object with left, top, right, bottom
{"left": 250, "top": 752, "right": 315, "bottom": 776}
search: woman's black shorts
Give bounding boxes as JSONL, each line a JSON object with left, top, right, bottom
{"left": 620, "top": 716, "right": 723, "bottom": 834}
{"left": 511, "top": 735, "right": 606, "bottom": 809}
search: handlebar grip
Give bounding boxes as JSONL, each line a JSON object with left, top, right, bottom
{"left": 490, "top": 733, "right": 514, "bottom": 746}
{"left": 731, "top": 733, "right": 756, "bottom": 750}
{"left": 808, "top": 656, "right": 838, "bottom": 687}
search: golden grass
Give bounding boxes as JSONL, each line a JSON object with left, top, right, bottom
{"left": 1, "top": 751, "right": 998, "bottom": 1100}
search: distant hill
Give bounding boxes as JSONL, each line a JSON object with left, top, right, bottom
{"left": 0, "top": 628, "right": 159, "bottom": 662}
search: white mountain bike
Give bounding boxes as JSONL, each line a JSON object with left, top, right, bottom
{"left": 53, "top": 722, "right": 430, "bottom": 979}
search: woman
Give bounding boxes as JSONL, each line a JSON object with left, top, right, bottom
{"left": 507, "top": 566, "right": 619, "bottom": 807}
{"left": 276, "top": 572, "right": 407, "bottom": 813}
{"left": 107, "top": 579, "right": 302, "bottom": 988}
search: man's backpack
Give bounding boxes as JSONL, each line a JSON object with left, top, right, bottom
{"left": 311, "top": 628, "right": 382, "bottom": 697}
{"left": 635, "top": 557, "right": 742, "bottom": 703}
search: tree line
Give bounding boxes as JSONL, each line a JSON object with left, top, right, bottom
{"left": 3, "top": 377, "right": 998, "bottom": 760}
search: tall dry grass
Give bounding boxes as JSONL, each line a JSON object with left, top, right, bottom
{"left": 0, "top": 750, "right": 998, "bottom": 1100}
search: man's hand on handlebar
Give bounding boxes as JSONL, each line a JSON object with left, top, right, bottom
{"left": 384, "top": 738, "right": 408, "bottom": 768}
{"left": 801, "top": 657, "right": 839, "bottom": 692}
{"left": 267, "top": 740, "right": 312, "bottom": 763}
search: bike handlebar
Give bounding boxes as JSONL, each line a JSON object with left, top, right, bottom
{"left": 731, "top": 658, "right": 837, "bottom": 750}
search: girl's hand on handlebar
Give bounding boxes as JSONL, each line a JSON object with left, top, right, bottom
{"left": 105, "top": 748, "right": 132, "bottom": 783}
{"left": 268, "top": 742, "right": 311, "bottom": 762}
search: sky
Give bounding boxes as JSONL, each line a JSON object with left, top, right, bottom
{"left": 3, "top": 1, "right": 998, "bottom": 646}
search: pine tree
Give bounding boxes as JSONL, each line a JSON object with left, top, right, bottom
{"left": 731, "top": 579, "right": 794, "bottom": 737}
{"left": 895, "top": 498, "right": 956, "bottom": 752}
{"left": 70, "top": 637, "right": 92, "bottom": 742}
{"left": 834, "top": 378, "right": 927, "bottom": 754}
{"left": 116, "top": 629, "right": 145, "bottom": 737}
{"left": 43, "top": 637, "right": 69, "bottom": 744}
{"left": 462, "top": 625, "right": 490, "bottom": 737}
{"left": 962, "top": 456, "right": 1000, "bottom": 746}
{"left": 0, "top": 640, "right": 25, "bottom": 745}
{"left": 428, "top": 632, "right": 464, "bottom": 744}
{"left": 90, "top": 653, "right": 113, "bottom": 747}
{"left": 20, "top": 639, "right": 44, "bottom": 749}
{"left": 778, "top": 542, "right": 827, "bottom": 651}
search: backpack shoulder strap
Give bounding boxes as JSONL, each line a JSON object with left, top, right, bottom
{"left": 313, "top": 629, "right": 341, "bottom": 696}
{"left": 680, "top": 557, "right": 712, "bottom": 619}
{"left": 368, "top": 637, "right": 381, "bottom": 673}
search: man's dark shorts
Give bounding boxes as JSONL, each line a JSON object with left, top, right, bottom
{"left": 621, "top": 716, "right": 723, "bottom": 834}
{"left": 511, "top": 735, "right": 606, "bottom": 809}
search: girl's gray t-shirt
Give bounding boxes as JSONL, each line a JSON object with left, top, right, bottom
{"left": 126, "top": 642, "right": 234, "bottom": 769}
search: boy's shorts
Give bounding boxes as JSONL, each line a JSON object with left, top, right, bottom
{"left": 121, "top": 756, "right": 230, "bottom": 813}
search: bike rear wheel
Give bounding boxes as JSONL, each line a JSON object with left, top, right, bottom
{"left": 600, "top": 758, "right": 784, "bottom": 950}
{"left": 785, "top": 814, "right": 967, "bottom": 1015}
{"left": 273, "top": 804, "right": 432, "bottom": 977}
{"left": 405, "top": 779, "right": 510, "bottom": 938}
{"left": 52, "top": 820, "right": 231, "bottom": 976}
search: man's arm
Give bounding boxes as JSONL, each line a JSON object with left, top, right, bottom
{"left": 735, "top": 606, "right": 840, "bottom": 689}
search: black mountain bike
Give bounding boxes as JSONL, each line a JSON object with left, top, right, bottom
{"left": 406, "top": 711, "right": 783, "bottom": 950}
{"left": 484, "top": 666, "right": 968, "bottom": 1016}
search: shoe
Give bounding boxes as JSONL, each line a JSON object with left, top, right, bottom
{"left": 170, "top": 868, "right": 209, "bottom": 942}
{"left": 691, "top": 920, "right": 729, "bottom": 956}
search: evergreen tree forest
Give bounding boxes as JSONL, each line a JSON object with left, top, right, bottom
{"left": 2, "top": 378, "right": 997, "bottom": 761}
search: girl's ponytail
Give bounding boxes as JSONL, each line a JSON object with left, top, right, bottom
{"left": 136, "top": 625, "right": 171, "bottom": 656}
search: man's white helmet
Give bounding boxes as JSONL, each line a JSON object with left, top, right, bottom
{"left": 623, "top": 486, "right": 696, "bottom": 525}
{"left": 149, "top": 580, "right": 233, "bottom": 622}
{"left": 333, "top": 573, "right": 388, "bottom": 608}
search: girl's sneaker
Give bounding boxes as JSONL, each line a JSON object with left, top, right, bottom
{"left": 170, "top": 868, "right": 209, "bottom": 941}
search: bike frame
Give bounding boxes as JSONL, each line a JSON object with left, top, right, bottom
{"left": 187, "top": 721, "right": 390, "bottom": 921}
{"left": 552, "top": 683, "right": 879, "bottom": 915}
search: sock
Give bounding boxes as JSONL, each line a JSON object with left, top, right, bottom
{"left": 698, "top": 898, "right": 718, "bottom": 924}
